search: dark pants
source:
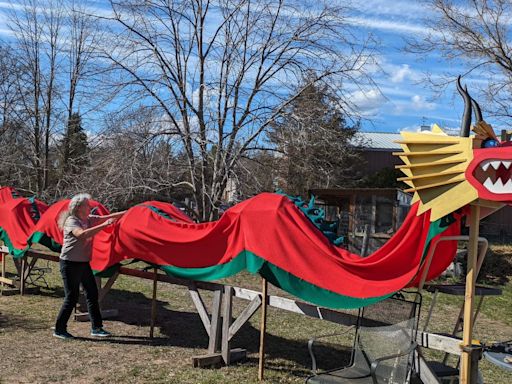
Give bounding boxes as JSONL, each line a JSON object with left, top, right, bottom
{"left": 55, "top": 260, "right": 103, "bottom": 332}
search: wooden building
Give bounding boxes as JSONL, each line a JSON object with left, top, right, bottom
{"left": 349, "top": 131, "right": 512, "bottom": 242}
{"left": 309, "top": 188, "right": 412, "bottom": 254}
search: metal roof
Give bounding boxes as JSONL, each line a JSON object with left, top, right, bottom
{"left": 350, "top": 132, "right": 402, "bottom": 151}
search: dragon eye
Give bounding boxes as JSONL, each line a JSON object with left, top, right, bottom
{"left": 482, "top": 138, "right": 499, "bottom": 148}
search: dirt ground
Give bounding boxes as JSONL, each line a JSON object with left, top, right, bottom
{"left": 1, "top": 254, "right": 511, "bottom": 383}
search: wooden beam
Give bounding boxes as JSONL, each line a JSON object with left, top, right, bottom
{"left": 20, "top": 257, "right": 26, "bottom": 296}
{"left": 416, "top": 350, "right": 442, "bottom": 384}
{"left": 1, "top": 252, "right": 6, "bottom": 289}
{"left": 98, "top": 270, "right": 120, "bottom": 304}
{"left": 4, "top": 247, "right": 475, "bottom": 361}
{"left": 231, "top": 286, "right": 359, "bottom": 327}
{"left": 417, "top": 332, "right": 461, "bottom": 356}
{"left": 208, "top": 288, "right": 222, "bottom": 354}
{"left": 188, "top": 283, "right": 211, "bottom": 336}
{"left": 150, "top": 267, "right": 158, "bottom": 339}
{"left": 228, "top": 295, "right": 261, "bottom": 341}
{"left": 258, "top": 278, "right": 268, "bottom": 381}
{"left": 222, "top": 286, "right": 233, "bottom": 365}
{"left": 460, "top": 204, "right": 480, "bottom": 384}
{"left": 192, "top": 348, "right": 246, "bottom": 368}
{"left": 118, "top": 266, "right": 223, "bottom": 291}
{"left": 0, "top": 276, "right": 15, "bottom": 285}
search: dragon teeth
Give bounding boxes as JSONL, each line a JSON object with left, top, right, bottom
{"left": 483, "top": 177, "right": 512, "bottom": 194}
{"left": 480, "top": 159, "right": 512, "bottom": 171}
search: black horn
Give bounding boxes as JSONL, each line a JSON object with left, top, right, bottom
{"left": 470, "top": 96, "right": 483, "bottom": 123}
{"left": 456, "top": 76, "right": 472, "bottom": 137}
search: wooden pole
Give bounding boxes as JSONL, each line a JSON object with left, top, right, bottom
{"left": 460, "top": 204, "right": 480, "bottom": 384}
{"left": 1, "top": 251, "right": 5, "bottom": 290}
{"left": 150, "top": 267, "right": 158, "bottom": 339}
{"left": 20, "top": 256, "right": 26, "bottom": 296}
{"left": 258, "top": 278, "right": 268, "bottom": 381}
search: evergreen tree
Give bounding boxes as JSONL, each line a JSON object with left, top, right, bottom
{"left": 267, "top": 82, "right": 361, "bottom": 196}
{"left": 61, "top": 112, "right": 88, "bottom": 174}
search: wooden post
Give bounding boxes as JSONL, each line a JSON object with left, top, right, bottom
{"left": 1, "top": 251, "right": 5, "bottom": 290}
{"left": 221, "top": 286, "right": 233, "bottom": 365}
{"left": 460, "top": 204, "right": 480, "bottom": 384}
{"left": 150, "top": 267, "right": 158, "bottom": 339}
{"left": 258, "top": 278, "right": 268, "bottom": 381}
{"left": 208, "top": 288, "right": 223, "bottom": 354}
{"left": 20, "top": 257, "right": 26, "bottom": 296}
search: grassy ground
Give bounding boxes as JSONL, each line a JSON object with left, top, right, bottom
{"left": 0, "top": 245, "right": 511, "bottom": 383}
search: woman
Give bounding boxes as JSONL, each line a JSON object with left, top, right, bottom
{"left": 53, "top": 193, "right": 125, "bottom": 340}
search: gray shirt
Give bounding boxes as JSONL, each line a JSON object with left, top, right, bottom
{"left": 60, "top": 215, "right": 101, "bottom": 262}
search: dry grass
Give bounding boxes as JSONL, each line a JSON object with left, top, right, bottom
{"left": 0, "top": 244, "right": 511, "bottom": 383}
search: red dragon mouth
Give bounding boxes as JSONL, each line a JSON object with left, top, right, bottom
{"left": 473, "top": 159, "right": 512, "bottom": 193}
{"left": 467, "top": 148, "right": 512, "bottom": 201}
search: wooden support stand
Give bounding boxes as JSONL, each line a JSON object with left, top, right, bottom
{"left": 258, "top": 278, "right": 268, "bottom": 381}
{"left": 150, "top": 267, "right": 158, "bottom": 338}
{"left": 460, "top": 204, "right": 480, "bottom": 384}
{"left": 2, "top": 245, "right": 488, "bottom": 382}
{"left": 192, "top": 348, "right": 247, "bottom": 368}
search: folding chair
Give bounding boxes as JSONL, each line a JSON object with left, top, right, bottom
{"left": 307, "top": 293, "right": 421, "bottom": 384}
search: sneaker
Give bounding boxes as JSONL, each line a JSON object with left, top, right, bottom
{"left": 91, "top": 327, "right": 112, "bottom": 337}
{"left": 53, "top": 330, "right": 75, "bottom": 340}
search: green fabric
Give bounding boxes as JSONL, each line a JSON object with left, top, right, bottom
{"left": 1, "top": 209, "right": 454, "bottom": 309}
{"left": 160, "top": 250, "right": 391, "bottom": 309}
{"left": 420, "top": 214, "right": 454, "bottom": 265}
{"left": 0, "top": 227, "right": 28, "bottom": 258}
{"left": 92, "top": 263, "right": 120, "bottom": 278}
{"left": 27, "top": 231, "right": 62, "bottom": 253}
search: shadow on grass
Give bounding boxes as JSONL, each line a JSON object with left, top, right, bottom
{"left": 0, "top": 310, "right": 47, "bottom": 331}
{"left": 67, "top": 287, "right": 354, "bottom": 377}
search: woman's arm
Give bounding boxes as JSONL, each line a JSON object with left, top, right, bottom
{"left": 106, "top": 211, "right": 127, "bottom": 219}
{"left": 91, "top": 210, "right": 127, "bottom": 222}
{"left": 71, "top": 219, "right": 115, "bottom": 240}
{"left": 89, "top": 211, "right": 127, "bottom": 225}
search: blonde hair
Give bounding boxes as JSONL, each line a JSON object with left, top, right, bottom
{"left": 58, "top": 193, "right": 92, "bottom": 229}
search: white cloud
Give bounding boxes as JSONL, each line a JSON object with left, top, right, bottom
{"left": 411, "top": 94, "right": 435, "bottom": 110}
{"left": 399, "top": 124, "right": 425, "bottom": 133}
{"left": 350, "top": 0, "right": 431, "bottom": 20}
{"left": 350, "top": 89, "right": 387, "bottom": 116}
{"left": 345, "top": 16, "right": 440, "bottom": 37}
{"left": 390, "top": 64, "right": 412, "bottom": 83}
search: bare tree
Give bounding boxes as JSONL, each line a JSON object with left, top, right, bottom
{"left": 99, "top": 0, "right": 376, "bottom": 220}
{"left": 7, "top": 0, "right": 64, "bottom": 193}
{"left": 59, "top": 1, "right": 101, "bottom": 174}
{"left": 408, "top": 0, "right": 512, "bottom": 120}
{"left": 55, "top": 106, "right": 189, "bottom": 210}
{"left": 0, "top": 44, "right": 22, "bottom": 130}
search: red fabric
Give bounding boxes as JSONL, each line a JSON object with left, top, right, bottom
{"left": 0, "top": 187, "right": 18, "bottom": 204}
{"left": 408, "top": 217, "right": 462, "bottom": 287}
{"left": 1, "top": 189, "right": 461, "bottom": 298}
{"left": 31, "top": 199, "right": 109, "bottom": 245}
{"left": 105, "top": 194, "right": 459, "bottom": 298}
{"left": 0, "top": 197, "right": 48, "bottom": 250}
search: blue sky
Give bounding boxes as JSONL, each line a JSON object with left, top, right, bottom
{"left": 0, "top": 0, "right": 487, "bottom": 135}
{"left": 345, "top": 0, "right": 471, "bottom": 133}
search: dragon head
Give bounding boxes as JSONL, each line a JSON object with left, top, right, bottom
{"left": 396, "top": 76, "right": 512, "bottom": 221}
